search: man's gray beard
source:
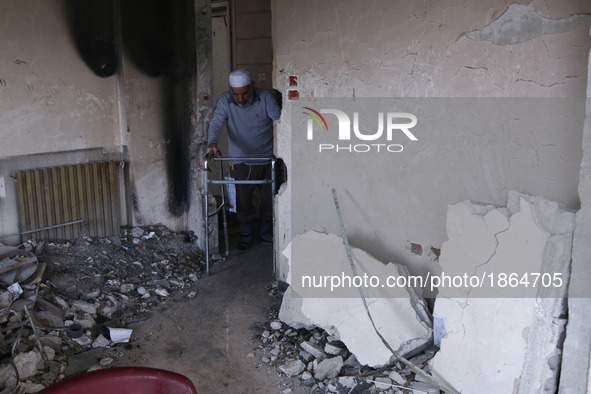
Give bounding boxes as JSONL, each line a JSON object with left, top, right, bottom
{"left": 237, "top": 95, "right": 254, "bottom": 108}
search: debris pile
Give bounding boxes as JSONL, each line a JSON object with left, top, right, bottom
{"left": 254, "top": 285, "right": 441, "bottom": 394}
{"left": 0, "top": 225, "right": 204, "bottom": 393}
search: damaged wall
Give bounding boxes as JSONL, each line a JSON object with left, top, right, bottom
{"left": 272, "top": 0, "right": 591, "bottom": 283}
{"left": 0, "top": 0, "right": 211, "bottom": 245}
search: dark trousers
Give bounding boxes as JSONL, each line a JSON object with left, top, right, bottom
{"left": 232, "top": 163, "right": 272, "bottom": 224}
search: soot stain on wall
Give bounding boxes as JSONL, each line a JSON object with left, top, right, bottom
{"left": 65, "top": 0, "right": 197, "bottom": 217}
{"left": 65, "top": 0, "right": 119, "bottom": 77}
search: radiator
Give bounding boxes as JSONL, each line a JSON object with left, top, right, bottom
{"left": 14, "top": 162, "right": 122, "bottom": 240}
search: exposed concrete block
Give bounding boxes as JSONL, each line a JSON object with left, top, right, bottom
{"left": 324, "top": 343, "right": 344, "bottom": 355}
{"left": 431, "top": 193, "right": 575, "bottom": 393}
{"left": 374, "top": 376, "right": 392, "bottom": 389}
{"left": 279, "top": 359, "right": 306, "bottom": 377}
{"left": 279, "top": 231, "right": 432, "bottom": 367}
{"left": 314, "top": 356, "right": 343, "bottom": 380}
{"left": 300, "top": 341, "right": 325, "bottom": 360}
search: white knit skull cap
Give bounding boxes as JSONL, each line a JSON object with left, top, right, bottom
{"left": 229, "top": 69, "right": 252, "bottom": 88}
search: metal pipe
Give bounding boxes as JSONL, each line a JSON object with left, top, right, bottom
{"left": 208, "top": 179, "right": 272, "bottom": 185}
{"left": 19, "top": 219, "right": 87, "bottom": 235}
{"left": 0, "top": 219, "right": 87, "bottom": 239}
{"left": 204, "top": 157, "right": 210, "bottom": 276}
{"left": 271, "top": 158, "right": 276, "bottom": 273}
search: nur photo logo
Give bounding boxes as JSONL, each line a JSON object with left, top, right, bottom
{"left": 302, "top": 106, "right": 418, "bottom": 153}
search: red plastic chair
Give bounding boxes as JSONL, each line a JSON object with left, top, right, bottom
{"left": 39, "top": 367, "right": 197, "bottom": 394}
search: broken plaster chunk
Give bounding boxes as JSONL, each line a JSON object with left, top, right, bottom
{"left": 279, "top": 359, "right": 306, "bottom": 377}
{"left": 324, "top": 343, "right": 344, "bottom": 355}
{"left": 73, "top": 335, "right": 93, "bottom": 347}
{"left": 412, "top": 381, "right": 439, "bottom": 394}
{"left": 75, "top": 313, "right": 96, "bottom": 329}
{"left": 71, "top": 300, "right": 97, "bottom": 315}
{"left": 40, "top": 335, "right": 62, "bottom": 351}
{"left": 14, "top": 351, "right": 43, "bottom": 379}
{"left": 336, "top": 376, "right": 356, "bottom": 390}
{"left": 388, "top": 370, "right": 406, "bottom": 385}
{"left": 314, "top": 356, "right": 343, "bottom": 380}
{"left": 270, "top": 321, "right": 282, "bottom": 330}
{"left": 43, "top": 346, "right": 56, "bottom": 361}
{"left": 374, "top": 377, "right": 393, "bottom": 390}
{"left": 155, "top": 288, "right": 169, "bottom": 297}
{"left": 270, "top": 346, "right": 280, "bottom": 356}
{"left": 92, "top": 334, "right": 111, "bottom": 348}
{"left": 280, "top": 231, "right": 432, "bottom": 367}
{"left": 300, "top": 341, "right": 324, "bottom": 360}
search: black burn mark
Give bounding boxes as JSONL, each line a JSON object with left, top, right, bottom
{"left": 120, "top": 0, "right": 174, "bottom": 77}
{"left": 162, "top": 0, "right": 196, "bottom": 217}
{"left": 64, "top": 0, "right": 118, "bottom": 77}
{"left": 121, "top": 0, "right": 196, "bottom": 216}
{"left": 65, "top": 0, "right": 196, "bottom": 217}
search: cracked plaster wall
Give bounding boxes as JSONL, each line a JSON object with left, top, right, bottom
{"left": 272, "top": 0, "right": 591, "bottom": 283}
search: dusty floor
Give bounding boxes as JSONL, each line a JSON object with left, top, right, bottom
{"left": 3, "top": 226, "right": 435, "bottom": 393}
{"left": 116, "top": 242, "right": 307, "bottom": 393}
{"left": 1, "top": 225, "right": 311, "bottom": 393}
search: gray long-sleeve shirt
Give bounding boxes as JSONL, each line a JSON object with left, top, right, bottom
{"left": 207, "top": 88, "right": 281, "bottom": 164}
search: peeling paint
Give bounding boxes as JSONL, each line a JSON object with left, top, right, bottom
{"left": 466, "top": 3, "right": 591, "bottom": 45}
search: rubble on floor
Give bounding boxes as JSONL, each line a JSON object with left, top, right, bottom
{"left": 431, "top": 192, "right": 575, "bottom": 393}
{"left": 0, "top": 225, "right": 204, "bottom": 393}
{"left": 256, "top": 284, "right": 441, "bottom": 394}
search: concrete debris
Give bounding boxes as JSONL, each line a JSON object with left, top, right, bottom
{"left": 14, "top": 351, "right": 43, "bottom": 379}
{"left": 373, "top": 376, "right": 392, "bottom": 389}
{"left": 431, "top": 192, "right": 575, "bottom": 393}
{"left": 279, "top": 231, "right": 433, "bottom": 367}
{"left": 279, "top": 359, "right": 306, "bottom": 377}
{"left": 324, "top": 343, "right": 344, "bottom": 356}
{"left": 92, "top": 334, "right": 110, "bottom": 349}
{"left": 254, "top": 283, "right": 440, "bottom": 394}
{"left": 388, "top": 370, "right": 406, "bottom": 385}
{"left": 314, "top": 356, "right": 343, "bottom": 380}
{"left": 412, "top": 381, "right": 440, "bottom": 393}
{"left": 300, "top": 341, "right": 325, "bottom": 360}
{"left": 70, "top": 300, "right": 97, "bottom": 315}
{"left": 0, "top": 224, "right": 204, "bottom": 391}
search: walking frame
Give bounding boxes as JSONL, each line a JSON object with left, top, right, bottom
{"left": 203, "top": 153, "right": 276, "bottom": 276}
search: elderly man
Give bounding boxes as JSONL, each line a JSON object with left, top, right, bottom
{"left": 206, "top": 69, "right": 281, "bottom": 250}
